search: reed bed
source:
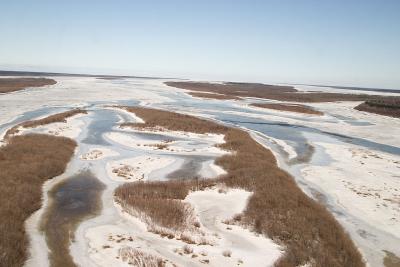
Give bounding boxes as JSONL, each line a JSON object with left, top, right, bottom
{"left": 0, "top": 134, "right": 76, "bottom": 267}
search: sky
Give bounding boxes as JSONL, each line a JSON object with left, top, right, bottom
{"left": 0, "top": 0, "right": 399, "bottom": 88}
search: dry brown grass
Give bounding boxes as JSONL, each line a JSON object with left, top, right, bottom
{"left": 115, "top": 181, "right": 191, "bottom": 232}
{"left": 116, "top": 180, "right": 190, "bottom": 200}
{"left": 0, "top": 78, "right": 56, "bottom": 93}
{"left": 117, "top": 107, "right": 364, "bottom": 267}
{"left": 166, "top": 81, "right": 392, "bottom": 103}
{"left": 183, "top": 245, "right": 193, "bottom": 254}
{"left": 355, "top": 98, "right": 400, "bottom": 118}
{"left": 251, "top": 103, "right": 323, "bottom": 115}
{"left": 115, "top": 180, "right": 212, "bottom": 236}
{"left": 0, "top": 134, "right": 76, "bottom": 267}
{"left": 22, "top": 109, "right": 87, "bottom": 128}
{"left": 118, "top": 247, "right": 166, "bottom": 267}
{"left": 222, "top": 250, "right": 232, "bottom": 257}
{"left": 4, "top": 109, "right": 87, "bottom": 139}
{"left": 383, "top": 250, "right": 400, "bottom": 267}
{"left": 112, "top": 165, "right": 138, "bottom": 180}
{"left": 120, "top": 106, "right": 227, "bottom": 134}
{"left": 188, "top": 92, "right": 241, "bottom": 100}
{"left": 143, "top": 143, "right": 169, "bottom": 150}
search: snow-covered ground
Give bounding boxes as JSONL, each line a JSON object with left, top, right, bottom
{"left": 0, "top": 76, "right": 173, "bottom": 126}
{"left": 83, "top": 187, "right": 282, "bottom": 267}
{"left": 20, "top": 113, "right": 86, "bottom": 139}
{"left": 106, "top": 131, "right": 227, "bottom": 156}
{"left": 302, "top": 142, "right": 400, "bottom": 237}
{"left": 307, "top": 101, "right": 400, "bottom": 147}
{"left": 298, "top": 141, "right": 400, "bottom": 266}
{"left": 106, "top": 155, "right": 176, "bottom": 182}
{"left": 185, "top": 188, "right": 282, "bottom": 266}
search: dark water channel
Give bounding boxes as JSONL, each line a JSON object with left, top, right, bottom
{"left": 216, "top": 114, "right": 400, "bottom": 157}
{"left": 41, "top": 171, "right": 104, "bottom": 267}
{"left": 167, "top": 155, "right": 214, "bottom": 179}
{"left": 82, "top": 109, "right": 121, "bottom": 146}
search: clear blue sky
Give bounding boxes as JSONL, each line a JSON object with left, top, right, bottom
{"left": 0, "top": 0, "right": 399, "bottom": 88}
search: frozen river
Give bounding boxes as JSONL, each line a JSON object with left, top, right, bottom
{"left": 1, "top": 76, "right": 399, "bottom": 266}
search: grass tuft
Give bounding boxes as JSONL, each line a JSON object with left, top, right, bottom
{"left": 118, "top": 247, "right": 166, "bottom": 267}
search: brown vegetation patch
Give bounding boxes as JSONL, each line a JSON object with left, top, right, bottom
{"left": 222, "top": 250, "right": 232, "bottom": 257}
{"left": 251, "top": 103, "right": 323, "bottom": 115}
{"left": 0, "top": 78, "right": 56, "bottom": 93}
{"left": 22, "top": 109, "right": 87, "bottom": 128}
{"left": 383, "top": 250, "right": 400, "bottom": 267}
{"left": 112, "top": 164, "right": 138, "bottom": 180}
{"left": 5, "top": 109, "right": 87, "bottom": 139}
{"left": 115, "top": 180, "right": 210, "bottom": 235}
{"left": 166, "top": 81, "right": 392, "bottom": 103}
{"left": 355, "top": 98, "right": 400, "bottom": 118}
{"left": 80, "top": 149, "right": 103, "bottom": 160}
{"left": 120, "top": 106, "right": 227, "bottom": 134}
{"left": 117, "top": 107, "right": 364, "bottom": 267}
{"left": 0, "top": 134, "right": 76, "bottom": 267}
{"left": 118, "top": 247, "right": 167, "bottom": 267}
{"left": 188, "top": 92, "right": 241, "bottom": 100}
{"left": 143, "top": 143, "right": 170, "bottom": 150}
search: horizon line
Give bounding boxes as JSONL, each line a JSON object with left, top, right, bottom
{"left": 1, "top": 69, "right": 399, "bottom": 92}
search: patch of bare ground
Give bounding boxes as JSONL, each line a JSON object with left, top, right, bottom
{"left": 188, "top": 92, "right": 241, "bottom": 100}
{"left": 166, "top": 81, "right": 393, "bottom": 103}
{"left": 116, "top": 106, "right": 364, "bottom": 267}
{"left": 355, "top": 98, "right": 400, "bottom": 118}
{"left": 4, "top": 109, "right": 87, "bottom": 139}
{"left": 383, "top": 250, "right": 400, "bottom": 267}
{"left": 0, "top": 78, "right": 56, "bottom": 93}
{"left": 0, "top": 134, "right": 76, "bottom": 267}
{"left": 251, "top": 103, "right": 323, "bottom": 115}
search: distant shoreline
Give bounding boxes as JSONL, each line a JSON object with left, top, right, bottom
{"left": 289, "top": 83, "right": 400, "bottom": 93}
{"left": 0, "top": 70, "right": 172, "bottom": 80}
{"left": 2, "top": 70, "right": 398, "bottom": 93}
{"left": 0, "top": 77, "right": 57, "bottom": 94}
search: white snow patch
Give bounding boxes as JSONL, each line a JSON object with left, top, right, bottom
{"left": 19, "top": 113, "right": 86, "bottom": 139}
{"left": 106, "top": 131, "right": 227, "bottom": 156}
{"left": 84, "top": 187, "right": 282, "bottom": 267}
{"left": 302, "top": 142, "right": 400, "bottom": 238}
{"left": 106, "top": 155, "right": 175, "bottom": 182}
{"left": 199, "top": 161, "right": 227, "bottom": 178}
{"left": 185, "top": 188, "right": 283, "bottom": 266}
